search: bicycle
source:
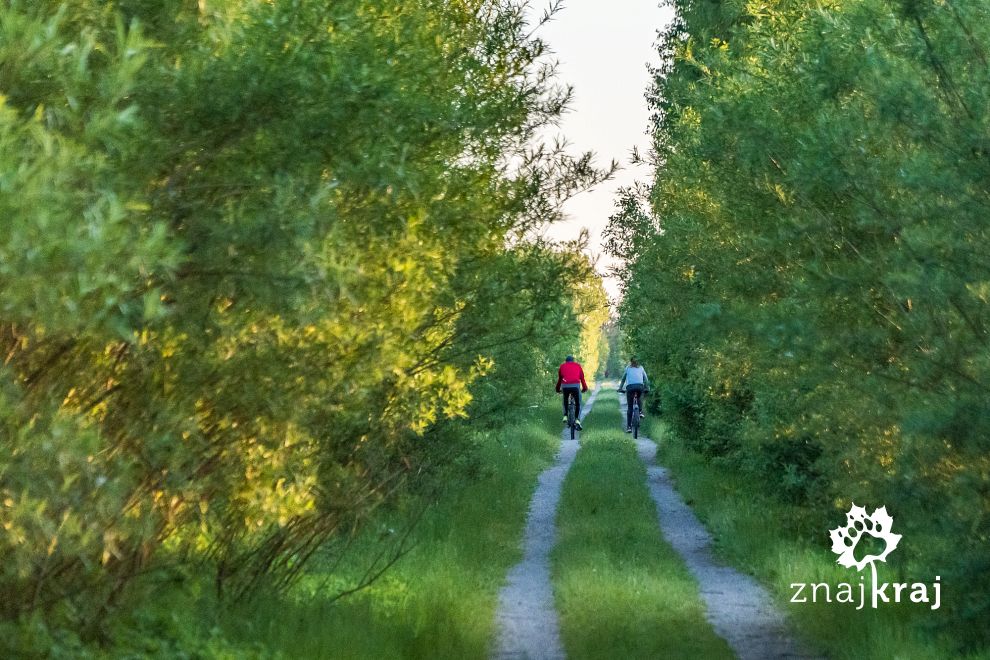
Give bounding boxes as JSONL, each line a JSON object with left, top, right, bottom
{"left": 565, "top": 389, "right": 578, "bottom": 439}
{"left": 618, "top": 388, "right": 644, "bottom": 439}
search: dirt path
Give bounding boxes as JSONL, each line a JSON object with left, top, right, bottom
{"left": 492, "top": 387, "right": 599, "bottom": 660}
{"left": 623, "top": 398, "right": 820, "bottom": 660}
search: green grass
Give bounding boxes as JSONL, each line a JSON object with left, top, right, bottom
{"left": 552, "top": 390, "right": 733, "bottom": 659}
{"left": 215, "top": 401, "right": 565, "bottom": 659}
{"left": 648, "top": 417, "right": 990, "bottom": 660}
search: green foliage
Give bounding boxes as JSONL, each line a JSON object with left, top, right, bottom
{"left": 452, "top": 236, "right": 609, "bottom": 424}
{"left": 598, "top": 319, "right": 623, "bottom": 378}
{"left": 612, "top": 0, "right": 990, "bottom": 650}
{"left": 0, "top": 0, "right": 610, "bottom": 652}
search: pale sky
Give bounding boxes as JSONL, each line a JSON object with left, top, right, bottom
{"left": 528, "top": 2, "right": 675, "bottom": 301}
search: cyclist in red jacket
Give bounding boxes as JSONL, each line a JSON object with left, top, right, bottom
{"left": 556, "top": 355, "right": 589, "bottom": 430}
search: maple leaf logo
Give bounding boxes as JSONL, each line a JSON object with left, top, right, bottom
{"left": 829, "top": 504, "right": 902, "bottom": 572}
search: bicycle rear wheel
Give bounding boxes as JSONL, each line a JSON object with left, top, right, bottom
{"left": 632, "top": 398, "right": 640, "bottom": 439}
{"left": 567, "top": 393, "right": 576, "bottom": 440}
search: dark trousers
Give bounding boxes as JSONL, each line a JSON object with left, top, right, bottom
{"left": 626, "top": 385, "right": 645, "bottom": 428}
{"left": 561, "top": 387, "right": 582, "bottom": 419}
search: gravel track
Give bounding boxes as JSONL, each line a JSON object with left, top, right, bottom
{"left": 624, "top": 398, "right": 821, "bottom": 660}
{"left": 491, "top": 387, "right": 599, "bottom": 660}
{"left": 491, "top": 389, "right": 818, "bottom": 660}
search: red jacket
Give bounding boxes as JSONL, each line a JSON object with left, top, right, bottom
{"left": 556, "top": 361, "right": 588, "bottom": 392}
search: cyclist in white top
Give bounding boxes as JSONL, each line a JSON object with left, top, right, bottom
{"left": 617, "top": 357, "right": 650, "bottom": 432}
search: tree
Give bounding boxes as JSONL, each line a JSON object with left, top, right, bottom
{"left": 0, "top": 0, "right": 611, "bottom": 651}
{"left": 612, "top": 0, "right": 990, "bottom": 646}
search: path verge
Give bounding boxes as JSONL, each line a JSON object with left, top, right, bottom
{"left": 218, "top": 405, "right": 564, "bottom": 658}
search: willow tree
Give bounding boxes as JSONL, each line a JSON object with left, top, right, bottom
{"left": 612, "top": 0, "right": 990, "bottom": 647}
{"left": 0, "top": 0, "right": 610, "bottom": 649}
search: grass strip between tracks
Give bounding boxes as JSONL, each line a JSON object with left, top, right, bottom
{"left": 552, "top": 389, "right": 732, "bottom": 659}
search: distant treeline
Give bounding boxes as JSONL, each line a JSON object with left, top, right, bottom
{"left": 610, "top": 0, "right": 989, "bottom": 649}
